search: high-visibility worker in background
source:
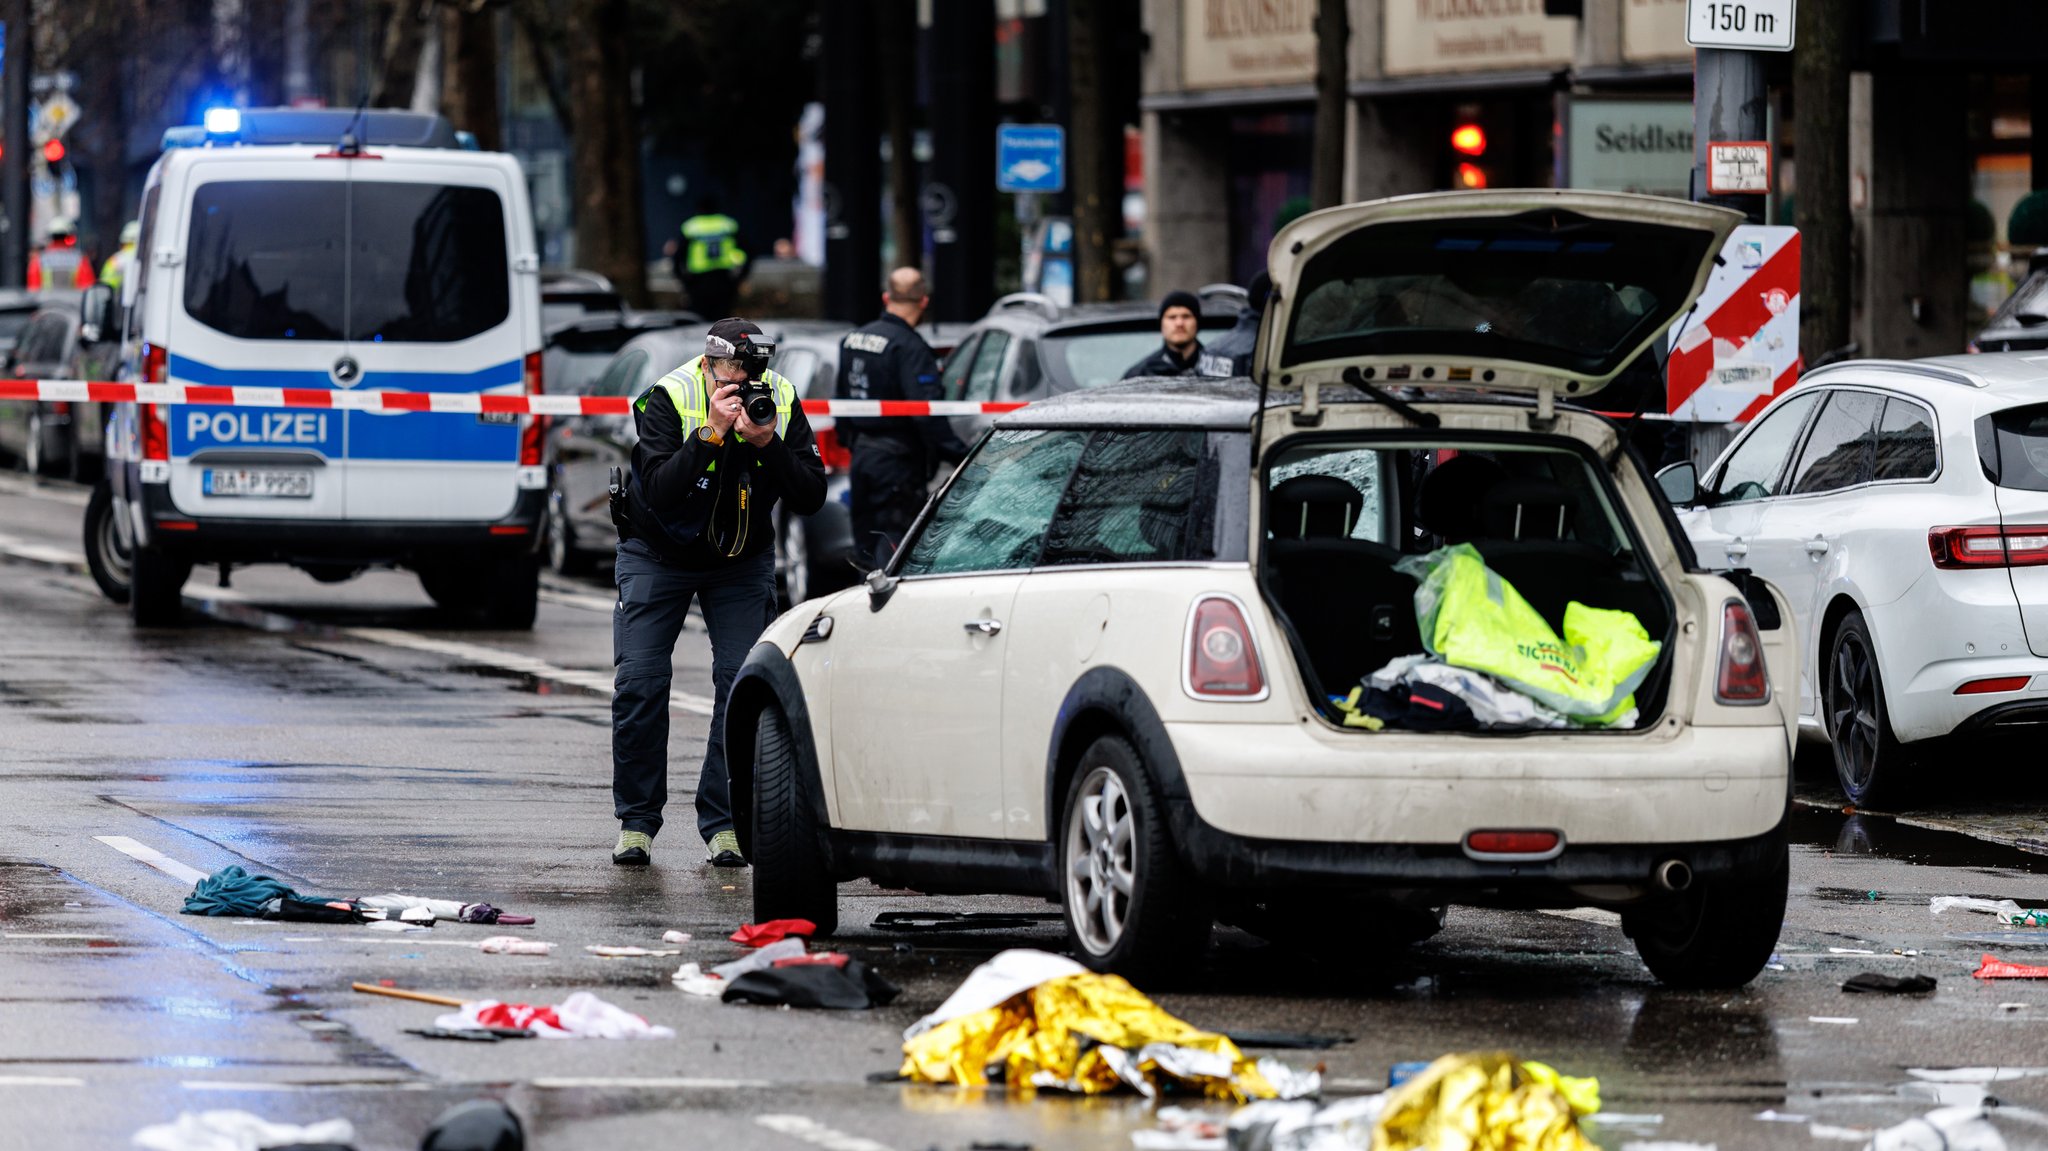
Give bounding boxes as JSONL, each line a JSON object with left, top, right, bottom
{"left": 676, "top": 195, "right": 747, "bottom": 320}
{"left": 100, "top": 220, "right": 140, "bottom": 293}
{"left": 29, "top": 218, "right": 96, "bottom": 292}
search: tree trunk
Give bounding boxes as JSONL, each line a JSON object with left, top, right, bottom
{"left": 441, "top": 1, "right": 501, "bottom": 151}
{"left": 1794, "top": 0, "right": 1850, "bottom": 365}
{"left": 513, "top": 0, "right": 573, "bottom": 136}
{"left": 373, "top": 0, "right": 425, "bottom": 109}
{"left": 1311, "top": 0, "right": 1349, "bottom": 210}
{"left": 880, "top": 0, "right": 920, "bottom": 272}
{"left": 1069, "top": 0, "right": 1115, "bottom": 302}
{"left": 568, "top": 0, "right": 645, "bottom": 302}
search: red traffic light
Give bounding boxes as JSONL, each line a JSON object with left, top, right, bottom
{"left": 1456, "top": 162, "right": 1489, "bottom": 190}
{"left": 41, "top": 139, "right": 64, "bottom": 164}
{"left": 1451, "top": 123, "right": 1487, "bottom": 156}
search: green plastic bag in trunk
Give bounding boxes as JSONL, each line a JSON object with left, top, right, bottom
{"left": 1393, "top": 543, "right": 1660, "bottom": 726}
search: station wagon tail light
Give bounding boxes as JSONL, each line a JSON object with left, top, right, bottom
{"left": 1956, "top": 676, "right": 2031, "bottom": 695}
{"left": 1929, "top": 525, "right": 2048, "bottom": 569}
{"left": 1715, "top": 599, "right": 1770, "bottom": 705}
{"left": 1184, "top": 594, "right": 1267, "bottom": 700}
{"left": 141, "top": 343, "right": 168, "bottom": 461}
{"left": 519, "top": 350, "right": 547, "bottom": 467}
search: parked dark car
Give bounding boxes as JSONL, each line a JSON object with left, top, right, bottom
{"left": 0, "top": 285, "right": 120, "bottom": 479}
{"left": 540, "top": 268, "right": 627, "bottom": 333}
{"left": 937, "top": 286, "right": 1248, "bottom": 445}
{"left": 542, "top": 310, "right": 696, "bottom": 400}
{"left": 545, "top": 321, "right": 862, "bottom": 605}
{"left": 1974, "top": 262, "right": 2048, "bottom": 353}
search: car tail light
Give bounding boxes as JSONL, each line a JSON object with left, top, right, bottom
{"left": 815, "top": 424, "right": 852, "bottom": 474}
{"left": 519, "top": 350, "right": 547, "bottom": 467}
{"left": 1715, "top": 599, "right": 1770, "bottom": 705}
{"left": 52, "top": 401, "right": 70, "bottom": 416}
{"left": 1184, "top": 595, "right": 1267, "bottom": 700}
{"left": 1956, "top": 676, "right": 2032, "bottom": 695}
{"left": 1929, "top": 525, "right": 2048, "bottom": 569}
{"left": 141, "top": 343, "right": 169, "bottom": 461}
{"left": 1465, "top": 830, "right": 1561, "bottom": 858}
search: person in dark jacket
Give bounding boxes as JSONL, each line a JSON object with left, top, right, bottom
{"left": 834, "top": 267, "right": 970, "bottom": 565}
{"left": 1122, "top": 289, "right": 1212, "bottom": 379}
{"left": 1199, "top": 270, "right": 1269, "bottom": 377}
{"left": 610, "top": 318, "right": 827, "bottom": 868}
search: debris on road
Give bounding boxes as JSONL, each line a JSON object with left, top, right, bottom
{"left": 403, "top": 1026, "right": 536, "bottom": 1042}
{"left": 713, "top": 936, "right": 807, "bottom": 980}
{"left": 721, "top": 958, "right": 901, "bottom": 1009}
{"left": 1973, "top": 954, "right": 2048, "bottom": 979}
{"left": 730, "top": 918, "right": 816, "bottom": 947}
{"left": 661, "top": 930, "right": 692, "bottom": 944}
{"left": 1219, "top": 1054, "right": 1600, "bottom": 1151}
{"left": 1843, "top": 973, "right": 1937, "bottom": 994}
{"left": 182, "top": 866, "right": 352, "bottom": 922}
{"left": 898, "top": 949, "right": 1316, "bottom": 1100}
{"left": 132, "top": 1109, "right": 356, "bottom": 1151}
{"left": 366, "top": 920, "right": 429, "bottom": 934}
{"left": 1128, "top": 1105, "right": 1227, "bottom": 1149}
{"left": 670, "top": 962, "right": 724, "bottom": 998}
{"left": 1930, "top": 896, "right": 2046, "bottom": 926}
{"left": 584, "top": 945, "right": 683, "bottom": 958}
{"left": 1865, "top": 1105, "right": 2005, "bottom": 1151}
{"left": 434, "top": 992, "right": 674, "bottom": 1039}
{"left": 420, "top": 1100, "right": 524, "bottom": 1151}
{"left": 477, "top": 937, "right": 552, "bottom": 955}
{"left": 871, "top": 910, "right": 1064, "bottom": 933}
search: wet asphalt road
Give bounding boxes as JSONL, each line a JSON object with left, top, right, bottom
{"left": 5, "top": 473, "right": 2048, "bottom": 1151}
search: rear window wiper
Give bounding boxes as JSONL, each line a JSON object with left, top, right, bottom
{"left": 1342, "top": 366, "right": 1440, "bottom": 429}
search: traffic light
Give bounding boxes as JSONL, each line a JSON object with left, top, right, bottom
{"left": 1449, "top": 115, "right": 1490, "bottom": 189}
{"left": 42, "top": 138, "right": 63, "bottom": 165}
{"left": 1455, "top": 162, "right": 1488, "bottom": 190}
{"left": 1451, "top": 123, "right": 1487, "bottom": 157}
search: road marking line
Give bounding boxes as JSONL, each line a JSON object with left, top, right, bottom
{"left": 182, "top": 1080, "right": 429, "bottom": 1092}
{"left": 538, "top": 587, "right": 619, "bottom": 613}
{"left": 0, "top": 1076, "right": 86, "bottom": 1087}
{"left": 93, "top": 836, "right": 210, "bottom": 885}
{"left": 342, "top": 627, "right": 716, "bottom": 715}
{"left": 755, "top": 1115, "right": 899, "bottom": 1151}
{"left": 531, "top": 1077, "right": 772, "bottom": 1090}
{"left": 3, "top": 933, "right": 116, "bottom": 940}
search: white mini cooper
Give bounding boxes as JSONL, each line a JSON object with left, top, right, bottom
{"left": 728, "top": 191, "right": 1800, "bottom": 989}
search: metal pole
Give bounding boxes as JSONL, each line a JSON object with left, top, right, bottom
{"left": 1, "top": 0, "right": 27, "bottom": 287}
{"left": 1692, "top": 46, "right": 1769, "bottom": 223}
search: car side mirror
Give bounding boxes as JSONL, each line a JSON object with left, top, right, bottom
{"left": 1655, "top": 460, "right": 1700, "bottom": 507}
{"left": 864, "top": 566, "right": 898, "bottom": 610}
{"left": 78, "top": 283, "right": 116, "bottom": 345}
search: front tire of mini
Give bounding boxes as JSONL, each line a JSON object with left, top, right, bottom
{"left": 129, "top": 543, "right": 190, "bottom": 627}
{"left": 1060, "top": 734, "right": 1210, "bottom": 983}
{"left": 1625, "top": 842, "right": 1787, "bottom": 989}
{"left": 749, "top": 702, "right": 838, "bottom": 935}
{"left": 83, "top": 482, "right": 131, "bottom": 604}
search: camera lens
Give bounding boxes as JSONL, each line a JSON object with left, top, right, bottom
{"left": 744, "top": 389, "right": 777, "bottom": 426}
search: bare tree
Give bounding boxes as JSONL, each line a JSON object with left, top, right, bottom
{"left": 1069, "top": 0, "right": 1116, "bottom": 302}
{"left": 569, "top": 0, "right": 645, "bottom": 301}
{"left": 1311, "top": 0, "right": 1348, "bottom": 210}
{"left": 441, "top": 0, "right": 500, "bottom": 149}
{"left": 1794, "top": 0, "right": 1850, "bottom": 365}
{"left": 879, "top": 0, "right": 919, "bottom": 271}
{"left": 511, "top": 0, "right": 573, "bottom": 135}
{"left": 372, "top": 0, "right": 427, "bottom": 108}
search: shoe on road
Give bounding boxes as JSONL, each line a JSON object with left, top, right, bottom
{"left": 707, "top": 829, "right": 747, "bottom": 868}
{"left": 612, "top": 830, "right": 652, "bottom": 866}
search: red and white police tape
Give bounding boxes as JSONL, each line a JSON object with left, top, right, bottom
{"left": 0, "top": 378, "right": 1029, "bottom": 418}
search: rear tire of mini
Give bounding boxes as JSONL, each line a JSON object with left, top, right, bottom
{"left": 1826, "top": 611, "right": 1912, "bottom": 808}
{"left": 1059, "top": 734, "right": 1210, "bottom": 984}
{"left": 83, "top": 482, "right": 131, "bottom": 604}
{"left": 129, "top": 543, "right": 190, "bottom": 627}
{"left": 749, "top": 702, "right": 838, "bottom": 936}
{"left": 1625, "top": 842, "right": 1787, "bottom": 989}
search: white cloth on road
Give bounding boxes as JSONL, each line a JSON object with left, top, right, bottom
{"left": 902, "top": 948, "right": 1085, "bottom": 1040}
{"left": 132, "top": 1110, "right": 354, "bottom": 1151}
{"left": 1865, "top": 1106, "right": 2005, "bottom": 1151}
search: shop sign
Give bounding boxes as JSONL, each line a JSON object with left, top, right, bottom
{"left": 1623, "top": 0, "right": 1691, "bottom": 61}
{"left": 1182, "top": 0, "right": 1316, "bottom": 91}
{"left": 1382, "top": 0, "right": 1576, "bottom": 78}
{"left": 1563, "top": 98, "right": 1694, "bottom": 198}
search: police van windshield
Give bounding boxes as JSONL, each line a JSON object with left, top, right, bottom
{"left": 184, "top": 179, "right": 510, "bottom": 343}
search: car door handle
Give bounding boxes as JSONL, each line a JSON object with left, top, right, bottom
{"left": 1724, "top": 542, "right": 1749, "bottom": 561}
{"left": 963, "top": 619, "right": 1003, "bottom": 636}
{"left": 1805, "top": 538, "right": 1831, "bottom": 556}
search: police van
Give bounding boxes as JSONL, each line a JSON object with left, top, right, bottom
{"left": 88, "top": 107, "right": 547, "bottom": 627}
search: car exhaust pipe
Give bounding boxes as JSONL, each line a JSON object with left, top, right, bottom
{"left": 1655, "top": 859, "right": 1693, "bottom": 893}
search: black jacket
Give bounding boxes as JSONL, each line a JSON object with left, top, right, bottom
{"left": 1201, "top": 310, "right": 1259, "bottom": 376}
{"left": 619, "top": 383, "right": 828, "bottom": 570}
{"left": 1121, "top": 340, "right": 1207, "bottom": 380}
{"left": 833, "top": 311, "right": 969, "bottom": 475}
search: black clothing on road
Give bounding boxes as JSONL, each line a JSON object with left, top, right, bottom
{"left": 834, "top": 311, "right": 968, "bottom": 562}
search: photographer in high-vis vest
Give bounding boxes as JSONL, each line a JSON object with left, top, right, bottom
{"left": 609, "top": 318, "right": 826, "bottom": 868}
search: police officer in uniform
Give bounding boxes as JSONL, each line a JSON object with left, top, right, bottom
{"left": 1121, "top": 290, "right": 1213, "bottom": 379}
{"left": 610, "top": 318, "right": 827, "bottom": 868}
{"left": 1199, "top": 271, "right": 1268, "bottom": 377}
{"left": 676, "top": 196, "right": 747, "bottom": 320}
{"left": 833, "top": 267, "right": 969, "bottom": 564}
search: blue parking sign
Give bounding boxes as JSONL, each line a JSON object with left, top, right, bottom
{"left": 996, "top": 124, "right": 1065, "bottom": 193}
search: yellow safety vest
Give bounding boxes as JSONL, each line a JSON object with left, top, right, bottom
{"left": 635, "top": 355, "right": 794, "bottom": 443}
{"left": 680, "top": 214, "right": 746, "bottom": 274}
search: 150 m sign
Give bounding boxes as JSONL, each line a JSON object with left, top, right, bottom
{"left": 1686, "top": 0, "right": 1795, "bottom": 51}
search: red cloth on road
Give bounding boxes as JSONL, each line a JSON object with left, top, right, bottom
{"left": 731, "top": 918, "right": 816, "bottom": 947}
{"left": 472, "top": 1001, "right": 563, "bottom": 1031}
{"left": 1974, "top": 953, "right": 2048, "bottom": 979}
{"left": 773, "top": 952, "right": 850, "bottom": 969}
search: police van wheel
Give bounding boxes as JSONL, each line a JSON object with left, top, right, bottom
{"left": 750, "top": 702, "right": 837, "bottom": 935}
{"left": 130, "top": 544, "right": 190, "bottom": 627}
{"left": 83, "top": 483, "right": 132, "bottom": 604}
{"left": 479, "top": 555, "right": 540, "bottom": 630}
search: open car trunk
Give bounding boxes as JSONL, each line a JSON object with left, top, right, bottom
{"left": 1257, "top": 429, "right": 1677, "bottom": 732}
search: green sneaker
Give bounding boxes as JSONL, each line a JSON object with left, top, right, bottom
{"left": 707, "top": 829, "right": 747, "bottom": 868}
{"left": 612, "top": 830, "right": 652, "bottom": 866}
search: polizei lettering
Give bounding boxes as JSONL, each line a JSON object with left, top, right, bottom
{"left": 186, "top": 411, "right": 331, "bottom": 444}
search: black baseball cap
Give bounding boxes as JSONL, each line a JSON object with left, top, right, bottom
{"left": 706, "top": 317, "right": 766, "bottom": 359}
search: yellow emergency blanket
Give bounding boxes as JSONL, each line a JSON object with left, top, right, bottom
{"left": 899, "top": 970, "right": 1282, "bottom": 1101}
{"left": 1394, "top": 543, "right": 1659, "bottom": 727}
{"left": 1375, "top": 1052, "right": 1601, "bottom": 1151}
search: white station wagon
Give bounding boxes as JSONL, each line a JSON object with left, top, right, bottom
{"left": 728, "top": 191, "right": 1800, "bottom": 989}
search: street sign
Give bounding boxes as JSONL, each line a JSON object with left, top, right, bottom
{"left": 33, "top": 93, "right": 79, "bottom": 141}
{"left": 1706, "top": 141, "right": 1771, "bottom": 194}
{"left": 996, "top": 124, "right": 1065, "bottom": 194}
{"left": 1685, "top": 0, "right": 1796, "bottom": 51}
{"left": 1667, "top": 225, "right": 1801, "bottom": 422}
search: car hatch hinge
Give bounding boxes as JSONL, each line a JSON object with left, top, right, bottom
{"left": 1528, "top": 380, "right": 1558, "bottom": 432}
{"left": 1291, "top": 376, "right": 1324, "bottom": 427}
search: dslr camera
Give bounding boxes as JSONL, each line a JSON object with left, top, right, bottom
{"left": 732, "top": 337, "right": 778, "bottom": 427}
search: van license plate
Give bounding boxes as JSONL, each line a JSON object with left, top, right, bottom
{"left": 203, "top": 468, "right": 313, "bottom": 499}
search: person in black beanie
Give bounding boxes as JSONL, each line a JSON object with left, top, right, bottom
{"left": 1121, "top": 289, "right": 1212, "bottom": 379}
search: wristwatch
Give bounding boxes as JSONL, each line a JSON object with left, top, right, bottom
{"left": 697, "top": 426, "right": 724, "bottom": 446}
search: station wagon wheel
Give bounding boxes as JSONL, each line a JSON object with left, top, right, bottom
{"left": 1825, "top": 611, "right": 1910, "bottom": 807}
{"left": 1058, "top": 735, "right": 1209, "bottom": 982}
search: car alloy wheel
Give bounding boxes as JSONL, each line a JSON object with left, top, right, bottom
{"left": 1829, "top": 629, "right": 1882, "bottom": 797}
{"left": 546, "top": 497, "right": 571, "bottom": 573}
{"left": 24, "top": 411, "right": 42, "bottom": 475}
{"left": 1064, "top": 765, "right": 1137, "bottom": 955}
{"left": 782, "top": 518, "right": 810, "bottom": 605}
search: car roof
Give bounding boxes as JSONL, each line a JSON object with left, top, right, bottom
{"left": 992, "top": 376, "right": 1620, "bottom": 432}
{"left": 1799, "top": 354, "right": 2048, "bottom": 414}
